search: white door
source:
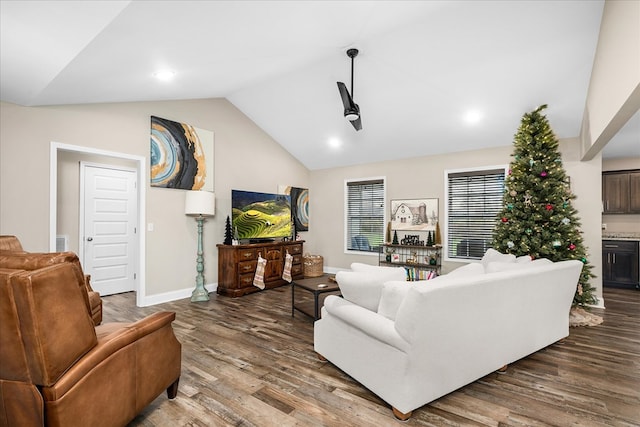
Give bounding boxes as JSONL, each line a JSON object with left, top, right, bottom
{"left": 81, "top": 163, "right": 138, "bottom": 296}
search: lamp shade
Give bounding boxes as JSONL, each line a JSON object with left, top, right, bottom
{"left": 185, "top": 191, "right": 215, "bottom": 216}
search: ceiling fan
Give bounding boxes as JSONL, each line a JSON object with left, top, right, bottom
{"left": 337, "top": 48, "right": 362, "bottom": 131}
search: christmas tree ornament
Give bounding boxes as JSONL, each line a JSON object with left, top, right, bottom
{"left": 561, "top": 218, "right": 570, "bottom": 225}
{"left": 545, "top": 204, "right": 553, "bottom": 211}
{"left": 524, "top": 194, "right": 532, "bottom": 206}
{"left": 507, "top": 203, "right": 513, "bottom": 210}
{"left": 569, "top": 243, "right": 576, "bottom": 250}
{"left": 507, "top": 241, "right": 515, "bottom": 249}
{"left": 540, "top": 171, "right": 548, "bottom": 177}
{"left": 553, "top": 240, "right": 561, "bottom": 247}
{"left": 510, "top": 190, "right": 517, "bottom": 197}
{"left": 501, "top": 217, "right": 508, "bottom": 223}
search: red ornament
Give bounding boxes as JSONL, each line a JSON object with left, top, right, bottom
{"left": 540, "top": 171, "right": 548, "bottom": 177}
{"left": 501, "top": 217, "right": 508, "bottom": 223}
{"left": 569, "top": 243, "right": 576, "bottom": 250}
{"left": 545, "top": 204, "right": 553, "bottom": 211}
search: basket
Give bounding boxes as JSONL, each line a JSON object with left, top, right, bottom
{"left": 303, "top": 254, "right": 324, "bottom": 277}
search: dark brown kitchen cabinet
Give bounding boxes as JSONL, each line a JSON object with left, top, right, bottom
{"left": 602, "top": 240, "right": 639, "bottom": 290}
{"left": 602, "top": 170, "right": 640, "bottom": 214}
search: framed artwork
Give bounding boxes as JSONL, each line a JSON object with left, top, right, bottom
{"left": 150, "top": 116, "right": 214, "bottom": 191}
{"left": 278, "top": 185, "right": 309, "bottom": 231}
{"left": 390, "top": 198, "right": 438, "bottom": 231}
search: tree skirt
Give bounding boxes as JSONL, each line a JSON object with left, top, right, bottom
{"left": 570, "top": 306, "right": 603, "bottom": 327}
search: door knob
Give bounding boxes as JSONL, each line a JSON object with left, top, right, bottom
{"left": 87, "top": 237, "right": 93, "bottom": 241}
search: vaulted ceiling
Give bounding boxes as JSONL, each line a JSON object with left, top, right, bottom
{"left": 1, "top": 0, "right": 637, "bottom": 169}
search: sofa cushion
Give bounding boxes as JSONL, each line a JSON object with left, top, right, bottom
{"left": 336, "top": 265, "right": 406, "bottom": 312}
{"left": 481, "top": 248, "right": 516, "bottom": 268}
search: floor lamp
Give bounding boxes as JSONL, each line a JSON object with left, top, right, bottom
{"left": 185, "top": 190, "right": 215, "bottom": 302}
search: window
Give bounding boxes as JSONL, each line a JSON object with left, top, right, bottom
{"left": 345, "top": 177, "right": 385, "bottom": 254}
{"left": 445, "top": 167, "right": 506, "bottom": 260}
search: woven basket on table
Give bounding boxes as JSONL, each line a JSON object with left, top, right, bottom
{"left": 303, "top": 255, "right": 324, "bottom": 278}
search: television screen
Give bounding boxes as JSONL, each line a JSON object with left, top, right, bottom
{"left": 232, "top": 190, "right": 292, "bottom": 240}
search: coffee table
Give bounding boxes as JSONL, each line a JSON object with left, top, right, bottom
{"left": 291, "top": 275, "right": 340, "bottom": 320}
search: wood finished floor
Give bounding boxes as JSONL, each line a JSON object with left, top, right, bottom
{"left": 102, "top": 287, "right": 640, "bottom": 427}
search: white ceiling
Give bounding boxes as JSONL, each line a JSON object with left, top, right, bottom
{"left": 1, "top": 0, "right": 637, "bottom": 169}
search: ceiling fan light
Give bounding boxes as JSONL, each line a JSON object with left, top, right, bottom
{"left": 345, "top": 112, "right": 359, "bottom": 121}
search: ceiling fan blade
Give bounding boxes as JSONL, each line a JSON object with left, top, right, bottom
{"left": 337, "top": 81, "right": 355, "bottom": 110}
{"left": 351, "top": 114, "right": 362, "bottom": 131}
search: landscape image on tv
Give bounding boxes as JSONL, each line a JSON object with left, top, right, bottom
{"left": 232, "top": 190, "right": 292, "bottom": 240}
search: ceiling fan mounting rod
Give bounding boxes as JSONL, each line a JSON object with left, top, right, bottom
{"left": 347, "top": 48, "right": 358, "bottom": 98}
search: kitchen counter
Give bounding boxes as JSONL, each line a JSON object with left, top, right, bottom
{"left": 602, "top": 232, "right": 640, "bottom": 241}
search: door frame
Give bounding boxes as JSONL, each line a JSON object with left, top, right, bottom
{"left": 49, "top": 141, "right": 147, "bottom": 307}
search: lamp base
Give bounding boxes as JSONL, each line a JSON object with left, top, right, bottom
{"left": 190, "top": 285, "right": 210, "bottom": 302}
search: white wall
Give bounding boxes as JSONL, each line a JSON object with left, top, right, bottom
{"left": 581, "top": 0, "right": 640, "bottom": 158}
{"left": 0, "top": 99, "right": 310, "bottom": 303}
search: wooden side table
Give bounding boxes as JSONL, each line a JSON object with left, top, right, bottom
{"left": 291, "top": 275, "right": 340, "bottom": 320}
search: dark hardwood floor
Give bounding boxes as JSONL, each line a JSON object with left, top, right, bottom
{"left": 102, "top": 286, "right": 640, "bottom": 427}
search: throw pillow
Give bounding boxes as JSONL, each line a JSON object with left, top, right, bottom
{"left": 446, "top": 262, "right": 485, "bottom": 277}
{"left": 336, "top": 266, "right": 406, "bottom": 312}
{"left": 377, "top": 281, "right": 415, "bottom": 320}
{"left": 485, "top": 261, "right": 523, "bottom": 273}
{"left": 481, "top": 248, "right": 516, "bottom": 269}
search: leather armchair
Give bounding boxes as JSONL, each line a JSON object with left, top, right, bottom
{"left": 0, "top": 262, "right": 181, "bottom": 427}
{"left": 0, "top": 235, "right": 102, "bottom": 325}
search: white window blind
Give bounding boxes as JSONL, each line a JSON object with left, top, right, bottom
{"left": 345, "top": 178, "right": 385, "bottom": 253}
{"left": 446, "top": 168, "right": 505, "bottom": 260}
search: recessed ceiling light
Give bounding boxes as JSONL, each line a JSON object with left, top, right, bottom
{"left": 463, "top": 110, "right": 483, "bottom": 125}
{"left": 153, "top": 70, "right": 176, "bottom": 81}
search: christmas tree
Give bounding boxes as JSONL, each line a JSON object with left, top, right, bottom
{"left": 492, "top": 105, "right": 597, "bottom": 307}
{"left": 224, "top": 215, "right": 233, "bottom": 245}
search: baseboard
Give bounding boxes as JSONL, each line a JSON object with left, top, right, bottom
{"left": 138, "top": 283, "right": 218, "bottom": 307}
{"left": 590, "top": 296, "right": 605, "bottom": 309}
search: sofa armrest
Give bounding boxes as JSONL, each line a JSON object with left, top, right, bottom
{"left": 323, "top": 296, "right": 410, "bottom": 352}
{"left": 44, "top": 311, "right": 178, "bottom": 399}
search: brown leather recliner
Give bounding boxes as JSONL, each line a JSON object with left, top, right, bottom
{"left": 0, "top": 235, "right": 102, "bottom": 325}
{"left": 0, "top": 262, "right": 182, "bottom": 427}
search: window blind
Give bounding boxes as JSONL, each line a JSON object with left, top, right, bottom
{"left": 446, "top": 168, "right": 505, "bottom": 260}
{"left": 346, "top": 179, "right": 385, "bottom": 253}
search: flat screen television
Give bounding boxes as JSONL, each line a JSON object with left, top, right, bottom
{"left": 231, "top": 190, "right": 292, "bottom": 242}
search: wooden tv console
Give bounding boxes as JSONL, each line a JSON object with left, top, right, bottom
{"left": 216, "top": 240, "right": 304, "bottom": 297}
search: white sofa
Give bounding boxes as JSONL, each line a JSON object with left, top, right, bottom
{"left": 314, "top": 254, "right": 584, "bottom": 420}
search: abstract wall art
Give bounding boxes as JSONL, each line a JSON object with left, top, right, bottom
{"left": 278, "top": 185, "right": 309, "bottom": 231}
{"left": 150, "top": 116, "right": 214, "bottom": 191}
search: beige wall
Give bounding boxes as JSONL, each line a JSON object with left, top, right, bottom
{"left": 581, "top": 0, "right": 640, "bottom": 159}
{"left": 602, "top": 156, "right": 640, "bottom": 233}
{"left": 0, "top": 98, "right": 610, "bottom": 305}
{"left": 0, "top": 99, "right": 310, "bottom": 301}
{"left": 309, "top": 140, "right": 604, "bottom": 300}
